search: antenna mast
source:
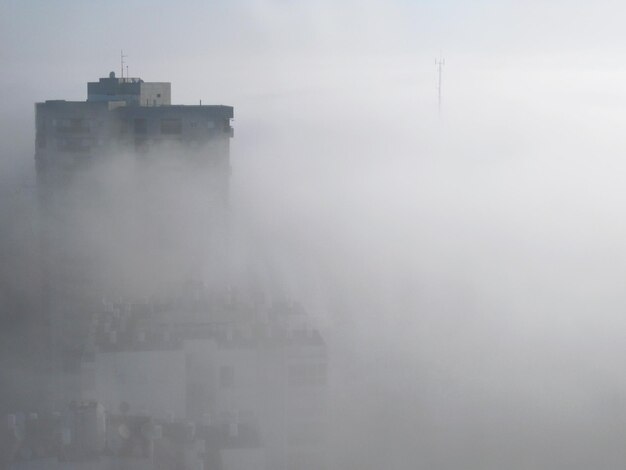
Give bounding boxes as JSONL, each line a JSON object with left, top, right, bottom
{"left": 436, "top": 56, "right": 445, "bottom": 115}
{"left": 120, "top": 50, "right": 127, "bottom": 79}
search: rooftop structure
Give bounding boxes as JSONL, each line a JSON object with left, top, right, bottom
{"left": 87, "top": 71, "right": 171, "bottom": 106}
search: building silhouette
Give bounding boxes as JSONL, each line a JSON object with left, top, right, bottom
{"left": 35, "top": 72, "right": 233, "bottom": 359}
{"left": 23, "top": 73, "right": 328, "bottom": 470}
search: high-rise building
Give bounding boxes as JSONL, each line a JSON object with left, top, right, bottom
{"left": 29, "top": 73, "right": 328, "bottom": 470}
{"left": 35, "top": 72, "right": 234, "bottom": 395}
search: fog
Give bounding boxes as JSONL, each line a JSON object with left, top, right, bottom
{"left": 3, "top": 1, "right": 626, "bottom": 469}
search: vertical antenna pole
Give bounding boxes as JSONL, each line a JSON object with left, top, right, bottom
{"left": 120, "top": 50, "right": 127, "bottom": 79}
{"left": 436, "top": 57, "right": 445, "bottom": 115}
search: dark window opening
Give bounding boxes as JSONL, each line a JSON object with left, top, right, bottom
{"left": 160, "top": 118, "right": 182, "bottom": 135}
{"left": 134, "top": 118, "right": 147, "bottom": 134}
{"left": 54, "top": 118, "right": 90, "bottom": 134}
{"left": 56, "top": 137, "right": 91, "bottom": 153}
{"left": 36, "top": 133, "right": 46, "bottom": 149}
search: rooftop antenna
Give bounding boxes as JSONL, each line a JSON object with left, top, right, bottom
{"left": 120, "top": 50, "right": 127, "bottom": 79}
{"left": 436, "top": 55, "right": 445, "bottom": 115}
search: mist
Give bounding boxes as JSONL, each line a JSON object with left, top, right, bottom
{"left": 3, "top": 1, "right": 626, "bottom": 469}
{"left": 229, "top": 62, "right": 626, "bottom": 468}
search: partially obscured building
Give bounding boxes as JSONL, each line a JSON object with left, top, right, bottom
{"left": 80, "top": 295, "right": 328, "bottom": 470}
{"left": 34, "top": 73, "right": 234, "bottom": 395}
{"left": 28, "top": 72, "right": 329, "bottom": 470}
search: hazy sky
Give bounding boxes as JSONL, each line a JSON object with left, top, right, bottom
{"left": 4, "top": 1, "right": 626, "bottom": 469}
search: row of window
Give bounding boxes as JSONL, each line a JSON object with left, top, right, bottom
{"left": 136, "top": 118, "right": 217, "bottom": 135}
{"left": 53, "top": 118, "right": 91, "bottom": 133}
{"left": 41, "top": 117, "right": 222, "bottom": 141}
{"left": 56, "top": 137, "right": 91, "bottom": 153}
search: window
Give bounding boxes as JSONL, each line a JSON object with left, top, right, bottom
{"left": 36, "top": 117, "right": 46, "bottom": 148}
{"left": 36, "top": 132, "right": 46, "bottom": 149}
{"left": 160, "top": 118, "right": 182, "bottom": 135}
{"left": 56, "top": 137, "right": 91, "bottom": 153}
{"left": 54, "top": 118, "right": 90, "bottom": 134}
{"left": 134, "top": 118, "right": 147, "bottom": 134}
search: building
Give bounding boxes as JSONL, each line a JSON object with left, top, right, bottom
{"left": 31, "top": 72, "right": 328, "bottom": 470}
{"left": 79, "top": 294, "right": 328, "bottom": 470}
{"left": 4, "top": 295, "right": 327, "bottom": 470}
{"left": 34, "top": 73, "right": 234, "bottom": 402}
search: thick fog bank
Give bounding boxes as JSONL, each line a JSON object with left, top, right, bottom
{"left": 230, "top": 66, "right": 626, "bottom": 469}
{"left": 3, "top": 1, "right": 626, "bottom": 468}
